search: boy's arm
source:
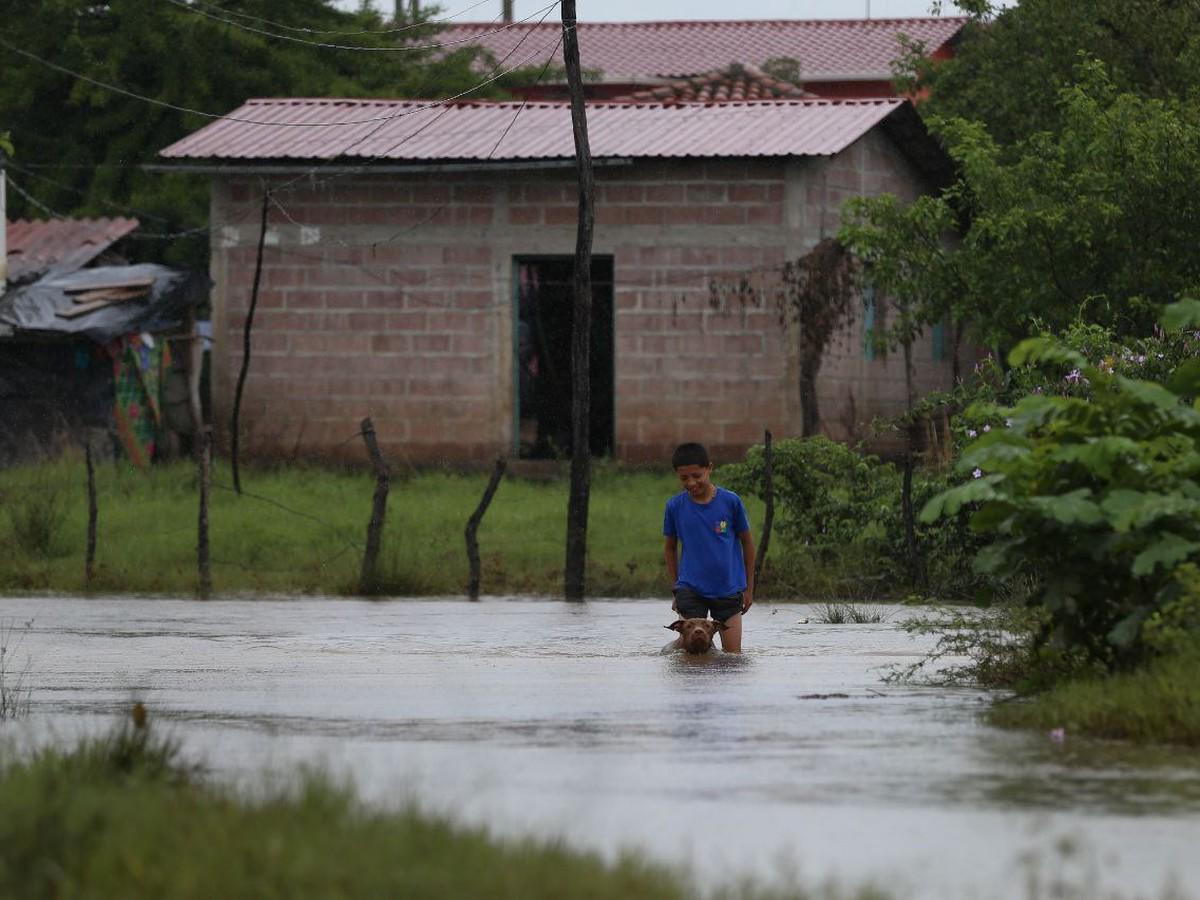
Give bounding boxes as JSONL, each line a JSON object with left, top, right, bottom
{"left": 663, "top": 536, "right": 679, "bottom": 609}
{"left": 739, "top": 530, "right": 755, "bottom": 612}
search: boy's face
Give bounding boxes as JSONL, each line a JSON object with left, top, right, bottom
{"left": 675, "top": 464, "right": 713, "bottom": 500}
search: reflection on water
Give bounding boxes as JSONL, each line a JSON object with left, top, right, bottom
{"left": 2, "top": 596, "right": 1199, "bottom": 899}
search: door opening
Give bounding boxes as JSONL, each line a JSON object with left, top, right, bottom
{"left": 515, "top": 256, "right": 614, "bottom": 459}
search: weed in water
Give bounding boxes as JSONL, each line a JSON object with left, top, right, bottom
{"left": 0, "top": 619, "right": 32, "bottom": 722}
{"left": 812, "top": 603, "right": 892, "bottom": 625}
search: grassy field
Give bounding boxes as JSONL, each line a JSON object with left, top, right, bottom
{"left": 0, "top": 716, "right": 886, "bottom": 900}
{"left": 0, "top": 457, "right": 766, "bottom": 598}
{"left": 988, "top": 648, "right": 1200, "bottom": 747}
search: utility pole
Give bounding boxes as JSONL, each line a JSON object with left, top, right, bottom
{"left": 561, "top": 0, "right": 595, "bottom": 602}
{"left": 397, "top": 0, "right": 418, "bottom": 21}
{"left": 502, "top": 0, "right": 513, "bottom": 22}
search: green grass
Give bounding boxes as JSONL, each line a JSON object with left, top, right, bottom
{"left": 0, "top": 718, "right": 886, "bottom": 900}
{"left": 988, "top": 647, "right": 1200, "bottom": 746}
{"left": 0, "top": 458, "right": 765, "bottom": 598}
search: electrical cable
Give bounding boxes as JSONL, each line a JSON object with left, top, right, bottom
{"left": 163, "top": 0, "right": 554, "bottom": 54}
{"left": 180, "top": 0, "right": 494, "bottom": 37}
{"left": 0, "top": 8, "right": 560, "bottom": 129}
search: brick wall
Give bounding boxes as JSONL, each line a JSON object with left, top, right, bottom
{"left": 207, "top": 129, "right": 944, "bottom": 465}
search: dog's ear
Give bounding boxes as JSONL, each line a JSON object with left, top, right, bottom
{"left": 666, "top": 621, "right": 686, "bottom": 632}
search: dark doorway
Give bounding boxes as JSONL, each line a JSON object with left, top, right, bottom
{"left": 515, "top": 256, "right": 614, "bottom": 459}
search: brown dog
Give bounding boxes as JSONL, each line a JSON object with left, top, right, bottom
{"left": 665, "top": 617, "right": 728, "bottom": 654}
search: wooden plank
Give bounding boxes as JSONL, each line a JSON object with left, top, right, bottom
{"left": 63, "top": 275, "right": 154, "bottom": 293}
{"left": 72, "top": 286, "right": 148, "bottom": 304}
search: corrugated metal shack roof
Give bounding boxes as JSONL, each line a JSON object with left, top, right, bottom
{"left": 5, "top": 217, "right": 140, "bottom": 286}
{"left": 437, "top": 17, "right": 967, "bottom": 82}
{"left": 612, "top": 65, "right": 816, "bottom": 104}
{"left": 160, "top": 97, "right": 913, "bottom": 163}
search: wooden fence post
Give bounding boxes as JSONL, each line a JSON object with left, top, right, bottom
{"left": 754, "top": 429, "right": 774, "bottom": 593}
{"left": 85, "top": 442, "right": 97, "bottom": 589}
{"left": 465, "top": 457, "right": 507, "bottom": 601}
{"left": 197, "top": 427, "right": 212, "bottom": 598}
{"left": 359, "top": 417, "right": 390, "bottom": 594}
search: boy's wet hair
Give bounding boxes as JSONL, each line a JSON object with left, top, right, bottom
{"left": 672, "top": 442, "right": 710, "bottom": 469}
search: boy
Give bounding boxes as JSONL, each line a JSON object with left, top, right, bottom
{"left": 663, "top": 442, "right": 755, "bottom": 652}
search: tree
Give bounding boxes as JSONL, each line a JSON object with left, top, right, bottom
{"left": 0, "top": 0, "right": 507, "bottom": 268}
{"left": 905, "top": 0, "right": 1200, "bottom": 149}
{"left": 710, "top": 238, "right": 858, "bottom": 437}
{"left": 843, "top": 63, "right": 1200, "bottom": 357}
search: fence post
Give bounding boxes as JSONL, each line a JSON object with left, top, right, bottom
{"left": 197, "top": 427, "right": 212, "bottom": 598}
{"left": 754, "top": 429, "right": 774, "bottom": 593}
{"left": 85, "top": 442, "right": 97, "bottom": 589}
{"left": 465, "top": 457, "right": 507, "bottom": 601}
{"left": 359, "top": 417, "right": 390, "bottom": 594}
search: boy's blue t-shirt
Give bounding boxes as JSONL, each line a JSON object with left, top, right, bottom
{"left": 663, "top": 486, "right": 751, "bottom": 598}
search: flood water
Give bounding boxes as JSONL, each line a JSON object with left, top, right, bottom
{"left": 3, "top": 596, "right": 1200, "bottom": 899}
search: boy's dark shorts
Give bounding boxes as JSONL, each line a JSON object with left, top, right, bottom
{"left": 673, "top": 586, "right": 744, "bottom": 622}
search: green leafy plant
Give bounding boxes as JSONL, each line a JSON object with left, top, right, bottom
{"left": 921, "top": 300, "right": 1200, "bottom": 671}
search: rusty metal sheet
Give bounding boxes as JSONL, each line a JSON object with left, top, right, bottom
{"left": 5, "top": 217, "right": 140, "bottom": 285}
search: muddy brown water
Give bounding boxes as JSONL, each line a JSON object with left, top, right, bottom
{"left": 3, "top": 596, "right": 1200, "bottom": 899}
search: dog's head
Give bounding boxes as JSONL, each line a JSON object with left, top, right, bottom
{"left": 666, "top": 617, "right": 728, "bottom": 654}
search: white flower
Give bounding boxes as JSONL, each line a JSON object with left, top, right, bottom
{"left": 982, "top": 424, "right": 992, "bottom": 433}
{"left": 972, "top": 468, "right": 983, "bottom": 479}
{"left": 967, "top": 429, "right": 977, "bottom": 438}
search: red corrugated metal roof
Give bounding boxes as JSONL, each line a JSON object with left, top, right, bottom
{"left": 613, "top": 64, "right": 816, "bottom": 103}
{"left": 5, "top": 217, "right": 140, "bottom": 285}
{"left": 439, "top": 17, "right": 966, "bottom": 82}
{"left": 160, "top": 98, "right": 907, "bottom": 162}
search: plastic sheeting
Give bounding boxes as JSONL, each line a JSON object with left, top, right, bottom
{"left": 0, "top": 263, "right": 207, "bottom": 344}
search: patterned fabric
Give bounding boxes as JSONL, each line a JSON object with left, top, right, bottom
{"left": 108, "top": 334, "right": 171, "bottom": 468}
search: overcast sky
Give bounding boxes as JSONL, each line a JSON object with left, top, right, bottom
{"left": 335, "top": 0, "right": 998, "bottom": 21}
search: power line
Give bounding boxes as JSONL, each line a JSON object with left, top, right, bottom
{"left": 0, "top": 9, "right": 560, "bottom": 129}
{"left": 180, "top": 0, "right": 494, "bottom": 37}
{"left": 163, "top": 0, "right": 553, "bottom": 54}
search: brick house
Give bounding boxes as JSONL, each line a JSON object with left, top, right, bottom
{"left": 439, "top": 17, "right": 966, "bottom": 101}
{"left": 159, "top": 97, "right": 954, "bottom": 464}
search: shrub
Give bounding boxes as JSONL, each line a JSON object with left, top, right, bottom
{"left": 3, "top": 467, "right": 69, "bottom": 558}
{"left": 921, "top": 300, "right": 1200, "bottom": 672}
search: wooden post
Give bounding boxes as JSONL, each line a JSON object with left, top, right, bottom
{"left": 230, "top": 190, "right": 269, "bottom": 495}
{"left": 85, "top": 442, "right": 97, "bottom": 589}
{"left": 197, "top": 428, "right": 212, "bottom": 598}
{"left": 359, "top": 417, "right": 390, "bottom": 594}
{"left": 754, "top": 429, "right": 774, "bottom": 593}
{"left": 465, "top": 457, "right": 507, "bottom": 601}
{"left": 502, "top": 0, "right": 513, "bottom": 22}
{"left": 561, "top": 0, "right": 596, "bottom": 602}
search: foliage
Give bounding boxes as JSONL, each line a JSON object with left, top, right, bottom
{"left": 903, "top": 0, "right": 1200, "bottom": 149}
{"left": 987, "top": 643, "right": 1200, "bottom": 746}
{"left": 920, "top": 301, "right": 1200, "bottom": 672}
{"left": 2, "top": 467, "right": 69, "bottom": 558}
{"left": 0, "top": 0, "right": 521, "bottom": 269}
{"left": 0, "top": 460, "right": 750, "bottom": 599}
{"left": 720, "top": 437, "right": 987, "bottom": 600}
{"left": 0, "top": 722, "right": 696, "bottom": 900}
{"left": 843, "top": 66, "right": 1200, "bottom": 355}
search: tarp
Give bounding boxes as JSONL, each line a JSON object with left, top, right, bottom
{"left": 0, "top": 263, "right": 208, "bottom": 344}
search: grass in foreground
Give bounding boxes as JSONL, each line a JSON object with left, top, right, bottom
{"left": 0, "top": 458, "right": 766, "bottom": 598}
{"left": 988, "top": 648, "right": 1200, "bottom": 746}
{"left": 0, "top": 716, "right": 883, "bottom": 900}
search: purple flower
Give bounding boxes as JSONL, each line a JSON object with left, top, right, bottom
{"left": 972, "top": 468, "right": 983, "bottom": 479}
{"left": 967, "top": 429, "right": 977, "bottom": 438}
{"left": 1049, "top": 727, "right": 1066, "bottom": 744}
{"left": 1065, "top": 369, "right": 1083, "bottom": 384}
